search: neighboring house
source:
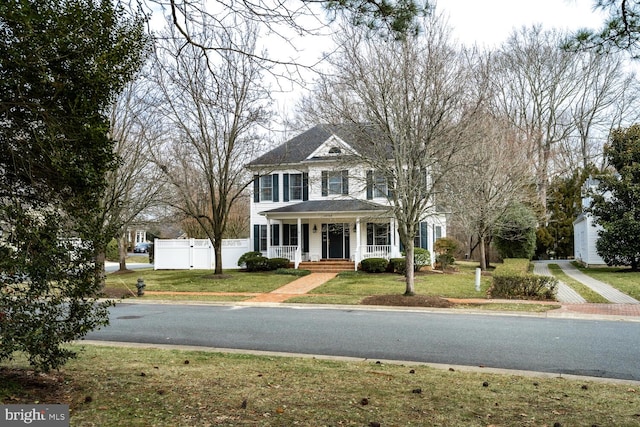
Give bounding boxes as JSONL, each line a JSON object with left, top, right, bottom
{"left": 126, "top": 228, "right": 148, "bottom": 249}
{"left": 246, "top": 124, "right": 446, "bottom": 269}
{"left": 573, "top": 176, "right": 606, "bottom": 266}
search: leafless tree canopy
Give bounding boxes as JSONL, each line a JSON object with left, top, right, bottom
{"left": 301, "top": 15, "right": 477, "bottom": 293}
{"left": 148, "top": 17, "right": 272, "bottom": 274}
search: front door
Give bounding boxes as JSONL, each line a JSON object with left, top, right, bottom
{"left": 322, "top": 223, "right": 350, "bottom": 259}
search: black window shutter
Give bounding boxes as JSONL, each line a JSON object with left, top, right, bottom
{"left": 342, "top": 170, "right": 348, "bottom": 195}
{"left": 302, "top": 173, "right": 309, "bottom": 201}
{"left": 283, "top": 224, "right": 290, "bottom": 246}
{"left": 271, "top": 224, "right": 280, "bottom": 246}
{"left": 302, "top": 224, "right": 309, "bottom": 252}
{"left": 253, "top": 225, "right": 260, "bottom": 251}
{"left": 420, "top": 222, "right": 428, "bottom": 249}
{"left": 321, "top": 171, "right": 328, "bottom": 196}
{"left": 366, "top": 170, "right": 373, "bottom": 200}
{"left": 283, "top": 174, "right": 289, "bottom": 202}
{"left": 253, "top": 175, "right": 259, "bottom": 202}
{"left": 272, "top": 174, "right": 279, "bottom": 202}
{"left": 366, "top": 223, "right": 373, "bottom": 246}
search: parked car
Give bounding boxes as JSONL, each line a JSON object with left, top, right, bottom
{"left": 134, "top": 242, "right": 150, "bottom": 253}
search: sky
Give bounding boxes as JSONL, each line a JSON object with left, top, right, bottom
{"left": 438, "top": 0, "right": 607, "bottom": 47}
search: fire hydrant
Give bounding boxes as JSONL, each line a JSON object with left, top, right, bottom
{"left": 136, "top": 278, "right": 146, "bottom": 296}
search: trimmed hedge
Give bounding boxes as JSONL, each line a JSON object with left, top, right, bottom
{"left": 360, "top": 257, "right": 388, "bottom": 273}
{"left": 237, "top": 251, "right": 262, "bottom": 268}
{"left": 244, "top": 254, "right": 270, "bottom": 272}
{"left": 267, "top": 257, "right": 291, "bottom": 270}
{"left": 488, "top": 258, "right": 557, "bottom": 300}
{"left": 389, "top": 258, "right": 406, "bottom": 275}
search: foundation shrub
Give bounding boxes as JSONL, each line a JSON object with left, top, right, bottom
{"left": 360, "top": 257, "right": 388, "bottom": 273}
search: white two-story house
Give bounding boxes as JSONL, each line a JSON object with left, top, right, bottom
{"left": 246, "top": 124, "right": 447, "bottom": 269}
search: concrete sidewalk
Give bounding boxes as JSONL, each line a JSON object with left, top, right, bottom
{"left": 533, "top": 262, "right": 586, "bottom": 304}
{"left": 555, "top": 260, "right": 640, "bottom": 304}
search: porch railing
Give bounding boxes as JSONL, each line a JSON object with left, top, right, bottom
{"left": 360, "top": 245, "right": 392, "bottom": 260}
{"left": 269, "top": 245, "right": 298, "bottom": 262}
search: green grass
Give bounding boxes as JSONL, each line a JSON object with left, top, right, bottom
{"left": 2, "top": 345, "right": 638, "bottom": 426}
{"left": 311, "top": 261, "right": 491, "bottom": 299}
{"left": 548, "top": 264, "right": 610, "bottom": 303}
{"left": 105, "top": 269, "right": 296, "bottom": 293}
{"left": 573, "top": 263, "right": 640, "bottom": 301}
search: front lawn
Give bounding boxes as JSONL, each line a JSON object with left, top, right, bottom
{"left": 2, "top": 344, "right": 638, "bottom": 426}
{"left": 310, "top": 261, "right": 492, "bottom": 299}
{"left": 573, "top": 264, "right": 640, "bottom": 301}
{"left": 105, "top": 269, "right": 296, "bottom": 294}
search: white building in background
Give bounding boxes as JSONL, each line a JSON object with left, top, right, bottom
{"left": 573, "top": 176, "right": 606, "bottom": 266}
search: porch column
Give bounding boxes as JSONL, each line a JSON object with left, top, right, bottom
{"left": 392, "top": 217, "right": 400, "bottom": 257}
{"left": 389, "top": 217, "right": 396, "bottom": 257}
{"left": 355, "top": 217, "right": 361, "bottom": 270}
{"left": 266, "top": 217, "right": 271, "bottom": 257}
{"left": 296, "top": 217, "right": 302, "bottom": 268}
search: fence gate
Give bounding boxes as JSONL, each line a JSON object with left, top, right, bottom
{"left": 154, "top": 239, "right": 212, "bottom": 270}
{"left": 154, "top": 238, "right": 250, "bottom": 270}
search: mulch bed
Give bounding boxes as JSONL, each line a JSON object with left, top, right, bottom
{"left": 361, "top": 294, "right": 454, "bottom": 308}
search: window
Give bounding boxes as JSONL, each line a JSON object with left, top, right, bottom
{"left": 328, "top": 147, "right": 342, "bottom": 154}
{"left": 322, "top": 170, "right": 348, "bottom": 196}
{"left": 289, "top": 173, "right": 302, "bottom": 200}
{"left": 259, "top": 175, "right": 273, "bottom": 201}
{"left": 328, "top": 173, "right": 342, "bottom": 194}
{"left": 259, "top": 225, "right": 267, "bottom": 251}
{"left": 284, "top": 224, "right": 298, "bottom": 246}
{"left": 253, "top": 174, "right": 279, "bottom": 202}
{"left": 367, "top": 170, "right": 390, "bottom": 199}
{"left": 374, "top": 173, "right": 388, "bottom": 198}
{"left": 367, "top": 223, "right": 390, "bottom": 245}
{"left": 254, "top": 224, "right": 279, "bottom": 252}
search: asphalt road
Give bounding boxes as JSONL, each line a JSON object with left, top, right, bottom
{"left": 84, "top": 303, "right": 640, "bottom": 381}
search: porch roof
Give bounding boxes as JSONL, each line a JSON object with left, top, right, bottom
{"left": 260, "top": 200, "right": 389, "bottom": 218}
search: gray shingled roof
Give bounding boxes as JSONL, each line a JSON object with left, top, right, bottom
{"left": 260, "top": 200, "right": 388, "bottom": 215}
{"left": 247, "top": 124, "right": 383, "bottom": 167}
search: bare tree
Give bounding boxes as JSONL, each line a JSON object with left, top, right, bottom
{"left": 564, "top": 51, "right": 637, "bottom": 174}
{"left": 445, "top": 112, "right": 534, "bottom": 270}
{"left": 149, "top": 17, "right": 271, "bottom": 275}
{"left": 107, "top": 78, "right": 165, "bottom": 272}
{"left": 301, "top": 16, "right": 476, "bottom": 294}
{"left": 490, "top": 26, "right": 582, "bottom": 217}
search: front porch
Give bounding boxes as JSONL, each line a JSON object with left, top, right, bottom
{"left": 254, "top": 200, "right": 437, "bottom": 271}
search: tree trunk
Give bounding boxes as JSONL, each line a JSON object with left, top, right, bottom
{"left": 214, "top": 238, "right": 223, "bottom": 275}
{"left": 404, "top": 243, "right": 415, "bottom": 296}
{"left": 118, "top": 234, "right": 128, "bottom": 271}
{"left": 94, "top": 250, "right": 106, "bottom": 289}
{"left": 479, "top": 234, "right": 487, "bottom": 271}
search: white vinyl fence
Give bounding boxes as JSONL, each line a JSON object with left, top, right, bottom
{"left": 154, "top": 238, "right": 250, "bottom": 270}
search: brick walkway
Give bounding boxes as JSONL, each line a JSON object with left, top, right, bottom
{"left": 243, "top": 273, "right": 337, "bottom": 303}
{"left": 551, "top": 303, "right": 640, "bottom": 317}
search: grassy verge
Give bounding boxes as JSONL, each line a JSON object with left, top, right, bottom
{"left": 311, "top": 261, "right": 492, "bottom": 298}
{"left": 286, "top": 295, "right": 560, "bottom": 313}
{"left": 573, "top": 263, "right": 640, "bottom": 301}
{"left": 2, "top": 345, "right": 638, "bottom": 426}
{"left": 105, "top": 269, "right": 296, "bottom": 294}
{"left": 548, "top": 264, "right": 610, "bottom": 303}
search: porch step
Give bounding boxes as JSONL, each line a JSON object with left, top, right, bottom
{"left": 298, "top": 260, "right": 355, "bottom": 273}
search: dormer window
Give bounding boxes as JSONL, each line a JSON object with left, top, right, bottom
{"left": 328, "top": 147, "right": 342, "bottom": 154}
